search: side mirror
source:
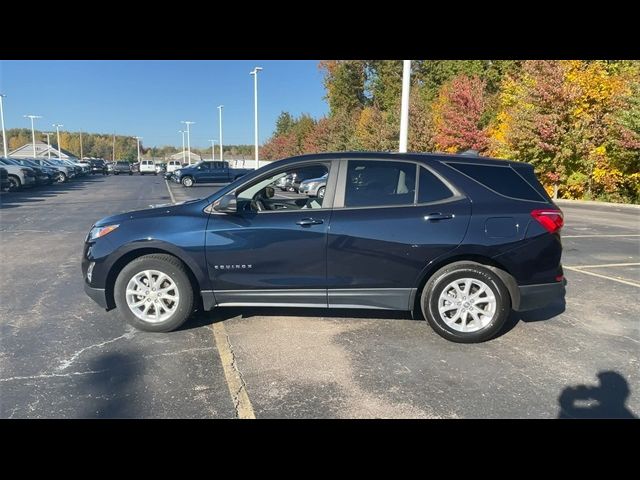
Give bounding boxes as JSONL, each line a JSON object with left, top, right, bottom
{"left": 213, "top": 194, "right": 237, "bottom": 213}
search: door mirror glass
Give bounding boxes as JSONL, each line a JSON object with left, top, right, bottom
{"left": 213, "top": 194, "right": 237, "bottom": 213}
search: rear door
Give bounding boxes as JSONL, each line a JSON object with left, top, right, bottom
{"left": 326, "top": 158, "right": 471, "bottom": 310}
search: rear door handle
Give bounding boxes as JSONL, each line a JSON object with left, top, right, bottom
{"left": 296, "top": 218, "right": 324, "bottom": 226}
{"left": 424, "top": 213, "right": 454, "bottom": 221}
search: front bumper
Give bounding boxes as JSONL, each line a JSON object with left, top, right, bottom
{"left": 84, "top": 283, "right": 109, "bottom": 309}
{"left": 517, "top": 279, "right": 566, "bottom": 311}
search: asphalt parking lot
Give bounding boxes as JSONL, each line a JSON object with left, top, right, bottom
{"left": 1, "top": 175, "right": 638, "bottom": 418}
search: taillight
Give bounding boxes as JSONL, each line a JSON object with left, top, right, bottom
{"left": 531, "top": 209, "right": 564, "bottom": 234}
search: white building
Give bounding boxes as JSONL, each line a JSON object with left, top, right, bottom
{"left": 169, "top": 151, "right": 202, "bottom": 164}
{"left": 9, "top": 141, "right": 78, "bottom": 160}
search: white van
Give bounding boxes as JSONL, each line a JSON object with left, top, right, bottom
{"left": 139, "top": 160, "right": 156, "bottom": 175}
{"left": 166, "top": 160, "right": 182, "bottom": 173}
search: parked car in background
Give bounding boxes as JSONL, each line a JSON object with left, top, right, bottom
{"left": 0, "top": 158, "right": 37, "bottom": 190}
{"left": 173, "top": 160, "right": 253, "bottom": 187}
{"left": 51, "top": 158, "right": 83, "bottom": 177}
{"left": 10, "top": 158, "right": 53, "bottom": 186}
{"left": 166, "top": 160, "right": 182, "bottom": 174}
{"left": 89, "top": 160, "right": 109, "bottom": 175}
{"left": 107, "top": 162, "right": 115, "bottom": 173}
{"left": 0, "top": 166, "right": 9, "bottom": 191}
{"left": 82, "top": 151, "right": 565, "bottom": 343}
{"left": 21, "top": 158, "right": 60, "bottom": 183}
{"left": 299, "top": 172, "right": 328, "bottom": 199}
{"left": 113, "top": 161, "right": 134, "bottom": 175}
{"left": 131, "top": 162, "right": 140, "bottom": 173}
{"left": 155, "top": 163, "right": 166, "bottom": 174}
{"left": 139, "top": 160, "right": 157, "bottom": 175}
{"left": 290, "top": 166, "right": 327, "bottom": 193}
{"left": 31, "top": 158, "right": 72, "bottom": 182}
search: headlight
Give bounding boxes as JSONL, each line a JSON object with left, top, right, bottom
{"left": 88, "top": 224, "right": 119, "bottom": 241}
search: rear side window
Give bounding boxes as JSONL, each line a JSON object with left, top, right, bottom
{"left": 446, "top": 163, "right": 545, "bottom": 202}
{"left": 418, "top": 167, "right": 454, "bottom": 203}
{"left": 512, "top": 166, "right": 552, "bottom": 202}
{"left": 345, "top": 160, "right": 416, "bottom": 208}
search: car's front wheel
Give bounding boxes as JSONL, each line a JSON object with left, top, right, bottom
{"left": 317, "top": 186, "right": 326, "bottom": 199}
{"left": 8, "top": 175, "right": 21, "bottom": 191}
{"left": 421, "top": 261, "right": 511, "bottom": 343}
{"left": 181, "top": 176, "right": 194, "bottom": 187}
{"left": 114, "top": 254, "right": 194, "bottom": 332}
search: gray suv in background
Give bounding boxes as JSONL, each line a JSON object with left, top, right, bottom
{"left": 113, "top": 161, "right": 134, "bottom": 175}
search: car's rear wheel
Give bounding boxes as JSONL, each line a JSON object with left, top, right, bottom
{"left": 182, "top": 176, "right": 194, "bottom": 187}
{"left": 421, "top": 261, "right": 511, "bottom": 343}
{"left": 114, "top": 254, "right": 194, "bottom": 332}
{"left": 8, "top": 175, "right": 21, "bottom": 191}
{"left": 317, "top": 186, "right": 326, "bottom": 199}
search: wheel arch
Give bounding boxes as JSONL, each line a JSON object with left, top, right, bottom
{"left": 412, "top": 254, "right": 520, "bottom": 314}
{"left": 104, "top": 247, "right": 203, "bottom": 311}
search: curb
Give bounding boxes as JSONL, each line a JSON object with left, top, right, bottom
{"left": 554, "top": 199, "right": 640, "bottom": 210}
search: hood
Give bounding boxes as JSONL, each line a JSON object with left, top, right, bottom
{"left": 94, "top": 198, "right": 204, "bottom": 227}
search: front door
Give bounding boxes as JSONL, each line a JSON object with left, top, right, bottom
{"left": 205, "top": 160, "right": 337, "bottom": 307}
{"left": 326, "top": 159, "right": 471, "bottom": 310}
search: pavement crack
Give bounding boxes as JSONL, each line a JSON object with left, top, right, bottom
{"left": 57, "top": 329, "right": 135, "bottom": 371}
{"left": 224, "top": 330, "right": 249, "bottom": 416}
{"left": 0, "top": 369, "right": 108, "bottom": 383}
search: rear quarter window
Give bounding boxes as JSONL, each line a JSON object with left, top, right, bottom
{"left": 446, "top": 162, "right": 546, "bottom": 202}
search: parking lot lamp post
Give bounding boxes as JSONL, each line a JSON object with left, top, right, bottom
{"left": 52, "top": 124, "right": 63, "bottom": 159}
{"left": 133, "top": 136, "right": 142, "bottom": 161}
{"left": 24, "top": 114, "right": 42, "bottom": 157}
{"left": 218, "top": 105, "right": 224, "bottom": 162}
{"left": 399, "top": 60, "right": 411, "bottom": 153}
{"left": 212, "top": 139, "right": 216, "bottom": 161}
{"left": 44, "top": 132, "right": 53, "bottom": 159}
{"left": 250, "top": 67, "right": 263, "bottom": 169}
{"left": 0, "top": 94, "right": 8, "bottom": 157}
{"left": 181, "top": 121, "right": 195, "bottom": 165}
{"left": 178, "top": 130, "right": 186, "bottom": 164}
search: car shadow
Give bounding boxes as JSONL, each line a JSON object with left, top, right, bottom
{"left": 558, "top": 371, "right": 637, "bottom": 419}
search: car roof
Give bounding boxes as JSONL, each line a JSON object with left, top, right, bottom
{"left": 266, "top": 151, "right": 530, "bottom": 169}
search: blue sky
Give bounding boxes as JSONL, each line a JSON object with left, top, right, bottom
{"left": 0, "top": 60, "right": 328, "bottom": 148}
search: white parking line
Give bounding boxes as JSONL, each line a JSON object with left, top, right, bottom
{"left": 564, "top": 266, "right": 640, "bottom": 288}
{"left": 165, "top": 179, "right": 176, "bottom": 204}
{"left": 567, "top": 262, "right": 640, "bottom": 269}
{"left": 563, "top": 234, "right": 640, "bottom": 238}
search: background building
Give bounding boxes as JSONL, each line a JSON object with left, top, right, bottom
{"left": 9, "top": 141, "right": 78, "bottom": 160}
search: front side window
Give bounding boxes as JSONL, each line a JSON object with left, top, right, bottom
{"left": 344, "top": 160, "right": 417, "bottom": 208}
{"left": 236, "top": 164, "right": 329, "bottom": 212}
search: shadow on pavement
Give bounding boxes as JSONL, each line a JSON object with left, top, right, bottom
{"left": 558, "top": 371, "right": 637, "bottom": 419}
{"left": 81, "top": 351, "right": 141, "bottom": 418}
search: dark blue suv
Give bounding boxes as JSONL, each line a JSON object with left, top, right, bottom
{"left": 82, "top": 152, "right": 565, "bottom": 343}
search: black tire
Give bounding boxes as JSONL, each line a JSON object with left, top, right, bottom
{"left": 420, "top": 261, "right": 511, "bottom": 343}
{"left": 154, "top": 172, "right": 158, "bottom": 176}
{"left": 8, "top": 175, "right": 21, "bottom": 191}
{"left": 129, "top": 171, "right": 133, "bottom": 175}
{"left": 114, "top": 254, "right": 195, "bottom": 332}
{"left": 114, "top": 171, "right": 119, "bottom": 175}
{"left": 181, "top": 176, "right": 194, "bottom": 187}
{"left": 140, "top": 172, "right": 144, "bottom": 176}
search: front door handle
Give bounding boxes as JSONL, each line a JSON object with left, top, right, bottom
{"left": 296, "top": 218, "right": 324, "bottom": 226}
{"left": 424, "top": 213, "right": 454, "bottom": 221}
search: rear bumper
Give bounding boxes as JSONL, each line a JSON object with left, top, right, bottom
{"left": 516, "top": 280, "right": 566, "bottom": 311}
{"left": 84, "top": 283, "right": 109, "bottom": 309}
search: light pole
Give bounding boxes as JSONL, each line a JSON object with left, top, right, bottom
{"left": 24, "top": 114, "right": 42, "bottom": 157}
{"left": 133, "top": 136, "right": 142, "bottom": 161}
{"left": 250, "top": 67, "right": 263, "bottom": 169}
{"left": 179, "top": 130, "right": 186, "bottom": 164}
{"left": 52, "top": 123, "right": 63, "bottom": 159}
{"left": 208, "top": 139, "right": 217, "bottom": 162}
{"left": 181, "top": 121, "right": 195, "bottom": 165}
{"left": 217, "top": 105, "right": 224, "bottom": 162}
{"left": 0, "top": 94, "right": 8, "bottom": 158}
{"left": 44, "top": 132, "right": 53, "bottom": 159}
{"left": 399, "top": 60, "right": 411, "bottom": 153}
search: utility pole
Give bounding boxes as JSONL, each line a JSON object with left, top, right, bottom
{"left": 399, "top": 60, "right": 411, "bottom": 153}
{"left": 218, "top": 105, "right": 224, "bottom": 162}
{"left": 112, "top": 132, "right": 116, "bottom": 162}
{"left": 209, "top": 139, "right": 217, "bottom": 161}
{"left": 179, "top": 130, "right": 186, "bottom": 164}
{"left": 79, "top": 130, "right": 84, "bottom": 161}
{"left": 0, "top": 94, "right": 8, "bottom": 158}
{"left": 250, "top": 67, "right": 263, "bottom": 169}
{"left": 24, "top": 114, "right": 42, "bottom": 157}
{"left": 52, "top": 123, "right": 63, "bottom": 159}
{"left": 133, "top": 136, "right": 142, "bottom": 161}
{"left": 44, "top": 132, "right": 53, "bottom": 159}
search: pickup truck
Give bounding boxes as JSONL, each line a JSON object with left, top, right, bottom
{"left": 173, "top": 160, "right": 253, "bottom": 187}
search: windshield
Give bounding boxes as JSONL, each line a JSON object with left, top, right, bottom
{"left": 0, "top": 158, "right": 21, "bottom": 166}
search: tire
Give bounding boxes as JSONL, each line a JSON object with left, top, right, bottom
{"left": 154, "top": 172, "right": 158, "bottom": 176}
{"left": 420, "top": 261, "right": 511, "bottom": 343}
{"left": 8, "top": 175, "right": 21, "bottom": 191}
{"left": 129, "top": 172, "right": 133, "bottom": 175}
{"left": 182, "top": 176, "right": 194, "bottom": 187}
{"left": 140, "top": 172, "right": 144, "bottom": 176}
{"left": 114, "top": 171, "right": 119, "bottom": 175}
{"left": 114, "top": 254, "right": 195, "bottom": 332}
{"left": 317, "top": 186, "right": 325, "bottom": 199}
